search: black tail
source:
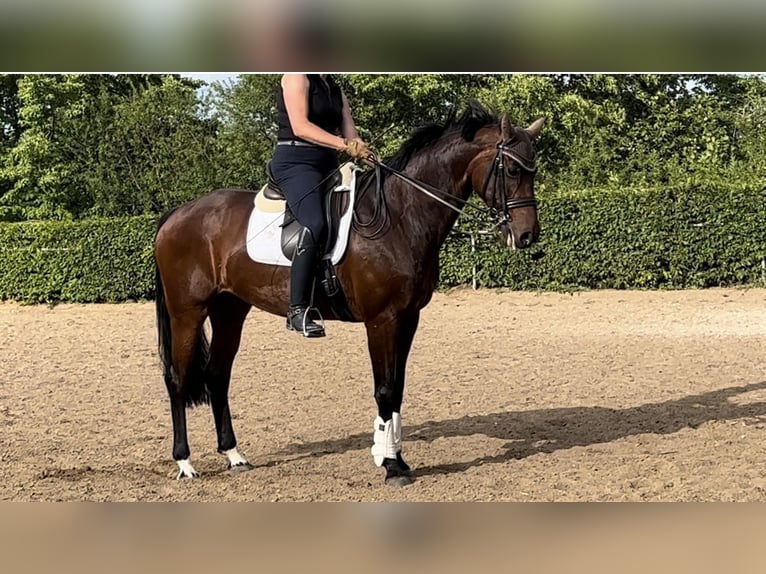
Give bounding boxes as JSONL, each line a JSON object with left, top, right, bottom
{"left": 155, "top": 208, "right": 211, "bottom": 407}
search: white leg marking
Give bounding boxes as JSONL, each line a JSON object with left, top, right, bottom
{"left": 223, "top": 447, "right": 249, "bottom": 468}
{"left": 176, "top": 459, "right": 199, "bottom": 479}
{"left": 371, "top": 412, "right": 402, "bottom": 467}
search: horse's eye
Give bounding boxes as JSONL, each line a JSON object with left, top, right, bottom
{"left": 506, "top": 166, "right": 520, "bottom": 178}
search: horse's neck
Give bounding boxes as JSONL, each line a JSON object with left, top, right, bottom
{"left": 400, "top": 138, "right": 481, "bottom": 248}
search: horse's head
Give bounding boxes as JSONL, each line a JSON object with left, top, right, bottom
{"left": 471, "top": 115, "right": 544, "bottom": 250}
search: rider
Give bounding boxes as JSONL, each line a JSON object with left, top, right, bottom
{"left": 271, "top": 74, "right": 372, "bottom": 337}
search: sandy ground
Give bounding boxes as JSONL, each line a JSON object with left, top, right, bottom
{"left": 1, "top": 288, "right": 765, "bottom": 501}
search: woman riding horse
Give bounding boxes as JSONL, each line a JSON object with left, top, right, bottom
{"left": 154, "top": 99, "right": 543, "bottom": 484}
{"left": 272, "top": 74, "right": 372, "bottom": 337}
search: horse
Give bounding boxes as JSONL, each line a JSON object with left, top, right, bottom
{"left": 153, "top": 101, "right": 544, "bottom": 486}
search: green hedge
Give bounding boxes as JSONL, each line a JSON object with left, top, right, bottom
{"left": 440, "top": 184, "right": 766, "bottom": 290}
{"left": 1, "top": 185, "right": 764, "bottom": 304}
{"left": 0, "top": 216, "right": 158, "bottom": 303}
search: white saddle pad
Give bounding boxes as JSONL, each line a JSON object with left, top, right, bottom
{"left": 245, "top": 161, "right": 359, "bottom": 267}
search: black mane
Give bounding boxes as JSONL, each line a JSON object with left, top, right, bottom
{"left": 384, "top": 101, "right": 498, "bottom": 172}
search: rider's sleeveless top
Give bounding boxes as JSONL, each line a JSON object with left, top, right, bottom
{"left": 277, "top": 75, "right": 344, "bottom": 142}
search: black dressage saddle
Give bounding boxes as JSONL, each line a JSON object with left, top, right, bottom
{"left": 264, "top": 161, "right": 349, "bottom": 261}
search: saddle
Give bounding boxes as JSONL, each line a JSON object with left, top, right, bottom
{"left": 254, "top": 161, "right": 358, "bottom": 323}
{"left": 264, "top": 161, "right": 351, "bottom": 261}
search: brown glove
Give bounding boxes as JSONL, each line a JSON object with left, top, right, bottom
{"left": 344, "top": 138, "right": 373, "bottom": 161}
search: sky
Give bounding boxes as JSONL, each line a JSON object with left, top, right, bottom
{"left": 181, "top": 73, "right": 240, "bottom": 85}
{"left": 180, "top": 73, "right": 240, "bottom": 101}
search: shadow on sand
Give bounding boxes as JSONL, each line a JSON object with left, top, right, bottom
{"left": 270, "top": 381, "right": 766, "bottom": 478}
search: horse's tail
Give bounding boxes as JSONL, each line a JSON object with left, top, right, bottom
{"left": 154, "top": 207, "right": 211, "bottom": 407}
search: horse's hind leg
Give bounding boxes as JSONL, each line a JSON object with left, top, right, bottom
{"left": 365, "top": 310, "right": 420, "bottom": 487}
{"left": 166, "top": 309, "right": 209, "bottom": 479}
{"left": 208, "top": 293, "right": 253, "bottom": 473}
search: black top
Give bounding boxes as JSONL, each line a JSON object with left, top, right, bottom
{"left": 276, "top": 75, "right": 344, "bottom": 142}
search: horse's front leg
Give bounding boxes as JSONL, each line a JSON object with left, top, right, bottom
{"left": 365, "top": 310, "right": 420, "bottom": 487}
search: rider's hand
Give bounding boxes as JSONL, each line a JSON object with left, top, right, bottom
{"left": 344, "top": 138, "right": 373, "bottom": 161}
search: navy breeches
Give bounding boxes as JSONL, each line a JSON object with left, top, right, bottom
{"left": 270, "top": 145, "right": 339, "bottom": 244}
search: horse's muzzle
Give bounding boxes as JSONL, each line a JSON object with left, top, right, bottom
{"left": 511, "top": 230, "right": 538, "bottom": 250}
{"left": 501, "top": 223, "right": 538, "bottom": 251}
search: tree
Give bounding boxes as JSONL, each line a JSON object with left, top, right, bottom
{"left": 340, "top": 74, "right": 492, "bottom": 157}
{"left": 79, "top": 75, "right": 220, "bottom": 215}
{"left": 0, "top": 74, "right": 215, "bottom": 219}
{"left": 0, "top": 75, "right": 91, "bottom": 219}
{"left": 0, "top": 74, "right": 23, "bottom": 218}
{"left": 0, "top": 74, "right": 22, "bottom": 152}
{"left": 2, "top": 73, "right": 765, "bottom": 221}
{"left": 209, "top": 74, "right": 281, "bottom": 189}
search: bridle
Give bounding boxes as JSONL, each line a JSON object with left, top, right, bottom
{"left": 357, "top": 133, "right": 538, "bottom": 237}
{"left": 480, "top": 135, "right": 538, "bottom": 228}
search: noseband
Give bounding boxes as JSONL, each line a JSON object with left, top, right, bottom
{"left": 481, "top": 137, "right": 538, "bottom": 227}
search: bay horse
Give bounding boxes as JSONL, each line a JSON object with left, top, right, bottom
{"left": 154, "top": 102, "right": 544, "bottom": 486}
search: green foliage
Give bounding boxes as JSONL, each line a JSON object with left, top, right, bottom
{"left": 0, "top": 216, "right": 157, "bottom": 303}
{"left": 1, "top": 73, "right": 766, "bottom": 302}
{"left": 0, "top": 74, "right": 22, "bottom": 166}
{"left": 208, "top": 74, "right": 281, "bottom": 189}
{"left": 1, "top": 184, "right": 763, "bottom": 304}
{"left": 0, "top": 74, "right": 215, "bottom": 220}
{"left": 0, "top": 75, "right": 88, "bottom": 220}
{"left": 440, "top": 184, "right": 766, "bottom": 290}
{"left": 79, "top": 76, "right": 221, "bottom": 216}
{"left": 340, "top": 74, "right": 490, "bottom": 158}
{"left": 2, "top": 73, "right": 766, "bottom": 221}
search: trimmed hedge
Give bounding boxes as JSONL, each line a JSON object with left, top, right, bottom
{"left": 1, "top": 185, "right": 764, "bottom": 304}
{"left": 0, "top": 216, "right": 158, "bottom": 303}
{"left": 441, "top": 184, "right": 766, "bottom": 290}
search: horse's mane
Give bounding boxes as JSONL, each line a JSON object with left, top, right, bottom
{"left": 354, "top": 101, "right": 498, "bottom": 206}
{"left": 384, "top": 100, "right": 498, "bottom": 172}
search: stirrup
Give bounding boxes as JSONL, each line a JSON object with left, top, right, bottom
{"left": 286, "top": 306, "right": 326, "bottom": 338}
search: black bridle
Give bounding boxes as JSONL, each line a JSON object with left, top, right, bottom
{"left": 358, "top": 135, "right": 538, "bottom": 238}
{"left": 480, "top": 137, "right": 538, "bottom": 228}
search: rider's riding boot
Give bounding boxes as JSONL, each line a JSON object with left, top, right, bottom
{"left": 286, "top": 226, "right": 325, "bottom": 337}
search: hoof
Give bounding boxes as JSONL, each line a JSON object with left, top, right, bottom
{"left": 177, "top": 472, "right": 199, "bottom": 480}
{"left": 228, "top": 461, "right": 255, "bottom": 474}
{"left": 176, "top": 469, "right": 200, "bottom": 480}
{"left": 176, "top": 459, "right": 199, "bottom": 480}
{"left": 385, "top": 475, "right": 415, "bottom": 488}
{"left": 382, "top": 454, "right": 414, "bottom": 487}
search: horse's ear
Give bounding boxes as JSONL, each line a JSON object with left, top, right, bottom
{"left": 500, "top": 114, "right": 512, "bottom": 140}
{"left": 524, "top": 117, "right": 545, "bottom": 140}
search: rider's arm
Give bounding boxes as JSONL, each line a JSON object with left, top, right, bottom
{"left": 281, "top": 74, "right": 347, "bottom": 151}
{"left": 340, "top": 91, "right": 361, "bottom": 142}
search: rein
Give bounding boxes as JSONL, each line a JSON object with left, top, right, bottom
{"left": 374, "top": 162, "right": 474, "bottom": 217}
{"left": 362, "top": 137, "right": 538, "bottom": 232}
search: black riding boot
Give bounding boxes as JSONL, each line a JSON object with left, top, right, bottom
{"left": 286, "top": 227, "right": 325, "bottom": 337}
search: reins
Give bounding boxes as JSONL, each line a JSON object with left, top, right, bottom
{"left": 263, "top": 130, "right": 539, "bottom": 243}
{"left": 370, "top": 159, "right": 485, "bottom": 219}
{"left": 360, "top": 135, "right": 538, "bottom": 235}
{"left": 351, "top": 161, "right": 389, "bottom": 240}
